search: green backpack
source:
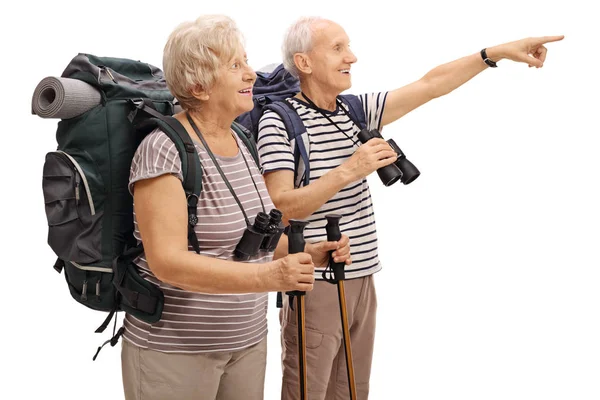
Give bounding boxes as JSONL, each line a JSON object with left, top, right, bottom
{"left": 40, "top": 53, "right": 259, "bottom": 358}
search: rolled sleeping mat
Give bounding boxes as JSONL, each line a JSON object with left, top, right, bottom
{"left": 31, "top": 76, "right": 102, "bottom": 119}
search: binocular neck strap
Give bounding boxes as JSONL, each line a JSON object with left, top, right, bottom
{"left": 186, "top": 113, "right": 266, "bottom": 226}
{"left": 238, "top": 141, "right": 267, "bottom": 214}
{"left": 300, "top": 92, "right": 359, "bottom": 147}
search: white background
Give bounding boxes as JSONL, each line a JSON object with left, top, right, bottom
{"left": 2, "top": 0, "right": 598, "bottom": 399}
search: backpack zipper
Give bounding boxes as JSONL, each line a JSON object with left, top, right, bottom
{"left": 74, "top": 173, "right": 81, "bottom": 204}
{"left": 56, "top": 151, "right": 96, "bottom": 215}
{"left": 81, "top": 276, "right": 88, "bottom": 301}
{"left": 98, "top": 65, "right": 118, "bottom": 84}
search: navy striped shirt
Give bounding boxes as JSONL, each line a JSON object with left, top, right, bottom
{"left": 257, "top": 93, "right": 388, "bottom": 279}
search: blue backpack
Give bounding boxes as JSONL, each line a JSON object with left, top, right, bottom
{"left": 236, "top": 63, "right": 367, "bottom": 188}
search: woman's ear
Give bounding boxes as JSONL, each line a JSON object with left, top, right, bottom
{"left": 191, "top": 84, "right": 210, "bottom": 101}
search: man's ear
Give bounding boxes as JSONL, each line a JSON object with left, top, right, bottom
{"left": 294, "top": 53, "right": 312, "bottom": 75}
{"left": 190, "top": 84, "right": 210, "bottom": 101}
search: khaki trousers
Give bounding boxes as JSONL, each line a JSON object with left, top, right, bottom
{"left": 121, "top": 337, "right": 267, "bottom": 400}
{"left": 280, "top": 275, "right": 377, "bottom": 400}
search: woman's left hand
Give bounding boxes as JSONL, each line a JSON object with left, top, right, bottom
{"left": 306, "top": 234, "right": 352, "bottom": 268}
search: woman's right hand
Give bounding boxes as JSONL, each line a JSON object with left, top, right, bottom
{"left": 263, "top": 252, "right": 315, "bottom": 292}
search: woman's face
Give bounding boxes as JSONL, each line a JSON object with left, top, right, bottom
{"left": 207, "top": 45, "right": 256, "bottom": 117}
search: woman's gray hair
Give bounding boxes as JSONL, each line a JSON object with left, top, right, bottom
{"left": 163, "top": 15, "right": 245, "bottom": 111}
{"left": 282, "top": 16, "right": 326, "bottom": 78}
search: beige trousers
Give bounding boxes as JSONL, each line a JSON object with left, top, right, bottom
{"left": 280, "top": 275, "right": 378, "bottom": 400}
{"left": 121, "top": 337, "right": 267, "bottom": 400}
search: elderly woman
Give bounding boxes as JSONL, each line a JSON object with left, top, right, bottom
{"left": 120, "top": 15, "right": 351, "bottom": 400}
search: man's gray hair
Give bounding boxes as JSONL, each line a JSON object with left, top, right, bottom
{"left": 282, "top": 16, "right": 327, "bottom": 78}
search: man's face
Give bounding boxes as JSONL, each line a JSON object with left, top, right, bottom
{"left": 307, "top": 21, "right": 357, "bottom": 94}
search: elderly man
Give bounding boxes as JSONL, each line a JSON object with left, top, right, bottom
{"left": 257, "top": 16, "right": 563, "bottom": 399}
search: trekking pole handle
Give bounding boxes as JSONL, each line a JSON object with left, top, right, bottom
{"left": 286, "top": 219, "right": 310, "bottom": 296}
{"left": 325, "top": 214, "right": 346, "bottom": 281}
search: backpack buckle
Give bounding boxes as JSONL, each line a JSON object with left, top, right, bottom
{"left": 187, "top": 194, "right": 199, "bottom": 227}
{"left": 129, "top": 98, "right": 144, "bottom": 109}
{"left": 184, "top": 143, "right": 196, "bottom": 153}
{"left": 186, "top": 193, "right": 199, "bottom": 207}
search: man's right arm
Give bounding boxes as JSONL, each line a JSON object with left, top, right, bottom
{"left": 263, "top": 169, "right": 349, "bottom": 223}
{"left": 258, "top": 111, "right": 396, "bottom": 222}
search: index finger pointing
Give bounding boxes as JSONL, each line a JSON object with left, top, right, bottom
{"left": 536, "top": 35, "right": 565, "bottom": 44}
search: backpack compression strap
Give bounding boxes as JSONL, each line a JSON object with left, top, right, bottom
{"left": 134, "top": 100, "right": 202, "bottom": 254}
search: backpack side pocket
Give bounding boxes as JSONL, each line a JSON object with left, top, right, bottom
{"left": 42, "top": 151, "right": 103, "bottom": 264}
{"left": 62, "top": 260, "right": 115, "bottom": 312}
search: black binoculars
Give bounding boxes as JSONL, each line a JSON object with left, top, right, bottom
{"left": 234, "top": 209, "right": 285, "bottom": 261}
{"left": 356, "top": 129, "right": 420, "bottom": 186}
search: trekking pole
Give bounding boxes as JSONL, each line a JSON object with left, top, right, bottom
{"left": 285, "top": 219, "right": 310, "bottom": 400}
{"left": 325, "top": 214, "right": 357, "bottom": 400}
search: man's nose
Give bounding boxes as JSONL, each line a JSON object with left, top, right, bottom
{"left": 345, "top": 49, "right": 357, "bottom": 64}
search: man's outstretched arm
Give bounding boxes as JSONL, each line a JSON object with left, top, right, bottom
{"left": 380, "top": 35, "right": 565, "bottom": 127}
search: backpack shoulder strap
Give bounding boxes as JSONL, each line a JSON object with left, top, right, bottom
{"left": 134, "top": 101, "right": 202, "bottom": 254}
{"left": 338, "top": 94, "right": 367, "bottom": 130}
{"left": 266, "top": 100, "right": 306, "bottom": 141}
{"left": 263, "top": 100, "right": 310, "bottom": 187}
{"left": 231, "top": 121, "right": 260, "bottom": 168}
